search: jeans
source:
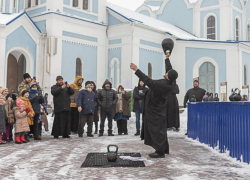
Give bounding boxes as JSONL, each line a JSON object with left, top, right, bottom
{"left": 99, "top": 109, "right": 113, "bottom": 134}
{"left": 136, "top": 106, "right": 142, "bottom": 130}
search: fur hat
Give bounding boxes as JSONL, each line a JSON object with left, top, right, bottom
{"left": 0, "top": 86, "right": 8, "bottom": 94}
{"left": 56, "top": 76, "right": 63, "bottom": 81}
{"left": 23, "top": 73, "right": 31, "bottom": 80}
{"left": 167, "top": 69, "right": 178, "bottom": 83}
{"left": 16, "top": 98, "right": 25, "bottom": 108}
{"left": 21, "top": 89, "right": 29, "bottom": 97}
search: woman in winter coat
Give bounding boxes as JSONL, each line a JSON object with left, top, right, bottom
{"left": 28, "top": 83, "right": 44, "bottom": 140}
{"left": 114, "top": 85, "right": 131, "bottom": 135}
{"left": 0, "top": 87, "right": 15, "bottom": 142}
{"left": 20, "top": 89, "right": 35, "bottom": 141}
{"left": 0, "top": 94, "right": 6, "bottom": 144}
{"left": 14, "top": 99, "right": 30, "bottom": 144}
{"left": 90, "top": 81, "right": 99, "bottom": 134}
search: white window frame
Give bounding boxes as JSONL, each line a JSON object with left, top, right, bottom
{"left": 204, "top": 13, "right": 217, "bottom": 40}
{"left": 235, "top": 16, "right": 241, "bottom": 41}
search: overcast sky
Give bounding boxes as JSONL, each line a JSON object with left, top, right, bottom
{"left": 106, "top": 0, "right": 199, "bottom": 11}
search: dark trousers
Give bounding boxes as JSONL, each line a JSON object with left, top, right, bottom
{"left": 117, "top": 120, "right": 128, "bottom": 134}
{"left": 9, "top": 124, "right": 13, "bottom": 138}
{"left": 78, "top": 114, "right": 93, "bottom": 135}
{"left": 71, "top": 108, "right": 79, "bottom": 133}
{"left": 99, "top": 109, "right": 113, "bottom": 134}
{"left": 33, "top": 114, "right": 39, "bottom": 138}
{"left": 135, "top": 106, "right": 142, "bottom": 130}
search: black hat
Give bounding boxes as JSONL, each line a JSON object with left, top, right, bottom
{"left": 85, "top": 81, "right": 91, "bottom": 87}
{"left": 162, "top": 38, "right": 174, "bottom": 55}
{"left": 56, "top": 76, "right": 63, "bottom": 81}
{"left": 167, "top": 69, "right": 178, "bottom": 82}
{"left": 193, "top": 80, "right": 199, "bottom": 84}
{"left": 23, "top": 73, "right": 31, "bottom": 79}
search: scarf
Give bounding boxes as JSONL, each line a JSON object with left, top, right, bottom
{"left": 29, "top": 89, "right": 38, "bottom": 94}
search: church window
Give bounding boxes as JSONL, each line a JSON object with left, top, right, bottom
{"left": 76, "top": 58, "right": 82, "bottom": 77}
{"left": 83, "top": 0, "right": 88, "bottom": 10}
{"left": 35, "top": 0, "right": 39, "bottom": 6}
{"left": 73, "top": 0, "right": 78, "bottom": 7}
{"left": 236, "top": 18, "right": 240, "bottom": 41}
{"left": 207, "top": 16, "right": 216, "bottom": 40}
{"left": 28, "top": 0, "right": 31, "bottom": 8}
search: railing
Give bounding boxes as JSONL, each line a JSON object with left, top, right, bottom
{"left": 188, "top": 102, "right": 250, "bottom": 164}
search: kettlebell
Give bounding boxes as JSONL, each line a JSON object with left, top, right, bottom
{"left": 202, "top": 92, "right": 209, "bottom": 102}
{"left": 190, "top": 95, "right": 196, "bottom": 102}
{"left": 107, "top": 144, "right": 118, "bottom": 162}
{"left": 233, "top": 88, "right": 242, "bottom": 101}
{"left": 208, "top": 93, "right": 214, "bottom": 102}
{"left": 229, "top": 88, "right": 235, "bottom": 101}
{"left": 213, "top": 93, "right": 220, "bottom": 102}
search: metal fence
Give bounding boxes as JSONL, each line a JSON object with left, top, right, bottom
{"left": 188, "top": 102, "right": 250, "bottom": 164}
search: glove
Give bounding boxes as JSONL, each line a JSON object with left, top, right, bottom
{"left": 25, "top": 108, "right": 31, "bottom": 114}
{"left": 11, "top": 94, "right": 17, "bottom": 101}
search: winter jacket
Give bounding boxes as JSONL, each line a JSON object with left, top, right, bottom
{"left": 29, "top": 93, "right": 44, "bottom": 114}
{"left": 4, "top": 96, "right": 15, "bottom": 124}
{"left": 0, "top": 105, "right": 6, "bottom": 133}
{"left": 19, "top": 97, "right": 35, "bottom": 125}
{"left": 18, "top": 81, "right": 41, "bottom": 96}
{"left": 133, "top": 81, "right": 148, "bottom": 112}
{"left": 70, "top": 76, "right": 84, "bottom": 108}
{"left": 51, "top": 84, "right": 75, "bottom": 113}
{"left": 97, "top": 80, "right": 118, "bottom": 110}
{"left": 77, "top": 89, "right": 97, "bottom": 115}
{"left": 114, "top": 92, "right": 131, "bottom": 117}
{"left": 183, "top": 87, "right": 206, "bottom": 107}
{"left": 13, "top": 107, "right": 30, "bottom": 133}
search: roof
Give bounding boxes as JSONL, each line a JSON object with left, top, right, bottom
{"left": 107, "top": 2, "right": 199, "bottom": 40}
{"left": 143, "top": 4, "right": 161, "bottom": 11}
{"left": 0, "top": 12, "right": 41, "bottom": 33}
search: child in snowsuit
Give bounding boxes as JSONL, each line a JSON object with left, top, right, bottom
{"left": 14, "top": 99, "right": 31, "bottom": 144}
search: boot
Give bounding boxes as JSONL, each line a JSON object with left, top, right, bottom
{"left": 134, "top": 130, "right": 140, "bottom": 136}
{"left": 24, "top": 134, "right": 30, "bottom": 142}
{"left": 34, "top": 136, "right": 42, "bottom": 140}
{"left": 87, "top": 133, "right": 94, "bottom": 137}
{"left": 20, "top": 136, "right": 28, "bottom": 143}
{"left": 0, "top": 134, "right": 6, "bottom": 144}
{"left": 15, "top": 136, "right": 22, "bottom": 144}
{"left": 98, "top": 133, "right": 103, "bottom": 137}
{"left": 108, "top": 133, "right": 114, "bottom": 136}
{"left": 149, "top": 152, "right": 165, "bottom": 158}
{"left": 94, "top": 122, "right": 98, "bottom": 134}
{"left": 9, "top": 135, "right": 13, "bottom": 141}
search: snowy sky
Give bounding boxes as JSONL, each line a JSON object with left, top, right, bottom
{"left": 106, "top": 0, "right": 199, "bottom": 11}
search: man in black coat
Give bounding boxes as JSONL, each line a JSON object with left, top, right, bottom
{"left": 163, "top": 38, "right": 180, "bottom": 131}
{"left": 130, "top": 63, "right": 178, "bottom": 158}
{"left": 183, "top": 80, "right": 206, "bottom": 108}
{"left": 133, "top": 80, "right": 148, "bottom": 136}
{"left": 51, "top": 76, "right": 74, "bottom": 138}
{"left": 97, "top": 79, "right": 118, "bottom": 136}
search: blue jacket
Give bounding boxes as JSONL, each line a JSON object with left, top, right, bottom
{"left": 77, "top": 89, "right": 97, "bottom": 115}
{"left": 29, "top": 93, "right": 44, "bottom": 114}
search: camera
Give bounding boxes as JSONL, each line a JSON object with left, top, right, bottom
{"left": 65, "top": 81, "right": 68, "bottom": 85}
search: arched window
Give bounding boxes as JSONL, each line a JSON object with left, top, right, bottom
{"left": 28, "top": 0, "right": 31, "bottom": 8}
{"left": 73, "top": 0, "right": 78, "bottom": 7}
{"left": 244, "top": 64, "right": 248, "bottom": 85}
{"left": 83, "top": 0, "right": 88, "bottom": 10}
{"left": 199, "top": 62, "right": 215, "bottom": 94}
{"left": 148, "top": 63, "right": 152, "bottom": 79}
{"left": 110, "top": 58, "right": 120, "bottom": 88}
{"left": 207, "top": 16, "right": 216, "bottom": 40}
{"left": 76, "top": 58, "right": 82, "bottom": 76}
{"left": 35, "top": 0, "right": 38, "bottom": 6}
{"left": 236, "top": 18, "right": 240, "bottom": 41}
{"left": 248, "top": 23, "right": 250, "bottom": 41}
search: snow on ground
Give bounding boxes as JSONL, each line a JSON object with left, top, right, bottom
{"left": 0, "top": 110, "right": 250, "bottom": 180}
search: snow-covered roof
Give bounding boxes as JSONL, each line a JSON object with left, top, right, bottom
{"left": 107, "top": 3, "right": 198, "bottom": 40}
{"left": 0, "top": 13, "right": 22, "bottom": 25}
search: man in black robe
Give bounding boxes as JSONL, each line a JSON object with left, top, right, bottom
{"left": 130, "top": 63, "right": 178, "bottom": 158}
{"left": 162, "top": 38, "right": 180, "bottom": 131}
{"left": 51, "top": 76, "right": 74, "bottom": 138}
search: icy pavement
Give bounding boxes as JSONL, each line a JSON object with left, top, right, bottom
{"left": 0, "top": 110, "right": 250, "bottom": 180}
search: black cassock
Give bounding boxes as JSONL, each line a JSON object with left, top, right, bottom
{"left": 136, "top": 69, "right": 173, "bottom": 154}
{"left": 165, "top": 58, "right": 180, "bottom": 129}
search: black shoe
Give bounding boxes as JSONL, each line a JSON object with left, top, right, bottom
{"left": 185, "top": 133, "right": 188, "bottom": 136}
{"left": 34, "top": 137, "right": 42, "bottom": 140}
{"left": 2, "top": 138, "right": 10, "bottom": 142}
{"left": 124, "top": 133, "right": 128, "bottom": 135}
{"left": 79, "top": 135, "right": 83, "bottom": 138}
{"left": 98, "top": 133, "right": 103, "bottom": 137}
{"left": 134, "top": 130, "right": 140, "bottom": 136}
{"left": 87, "top": 134, "right": 94, "bottom": 137}
{"left": 94, "top": 130, "right": 98, "bottom": 134}
{"left": 118, "top": 133, "right": 122, "bottom": 135}
{"left": 108, "top": 134, "right": 114, "bottom": 136}
{"left": 149, "top": 153, "right": 165, "bottom": 158}
{"left": 9, "top": 137, "right": 13, "bottom": 141}
{"left": 24, "top": 135, "right": 30, "bottom": 142}
{"left": 174, "top": 128, "right": 180, "bottom": 132}
{"left": 54, "top": 136, "right": 59, "bottom": 139}
{"left": 63, "top": 135, "right": 71, "bottom": 138}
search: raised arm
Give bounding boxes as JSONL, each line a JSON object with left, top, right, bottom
{"left": 165, "top": 58, "right": 173, "bottom": 73}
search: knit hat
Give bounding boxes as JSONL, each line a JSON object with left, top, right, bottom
{"left": 0, "top": 86, "right": 8, "bottom": 94}
{"left": 193, "top": 80, "right": 199, "bottom": 84}
{"left": 30, "top": 83, "right": 37, "bottom": 89}
{"left": 162, "top": 38, "right": 174, "bottom": 55}
{"left": 21, "top": 89, "right": 29, "bottom": 97}
{"left": 23, "top": 73, "right": 31, "bottom": 79}
{"left": 16, "top": 99, "right": 25, "bottom": 108}
{"left": 56, "top": 76, "right": 63, "bottom": 81}
{"left": 167, "top": 69, "right": 178, "bottom": 82}
{"left": 85, "top": 81, "right": 92, "bottom": 87}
